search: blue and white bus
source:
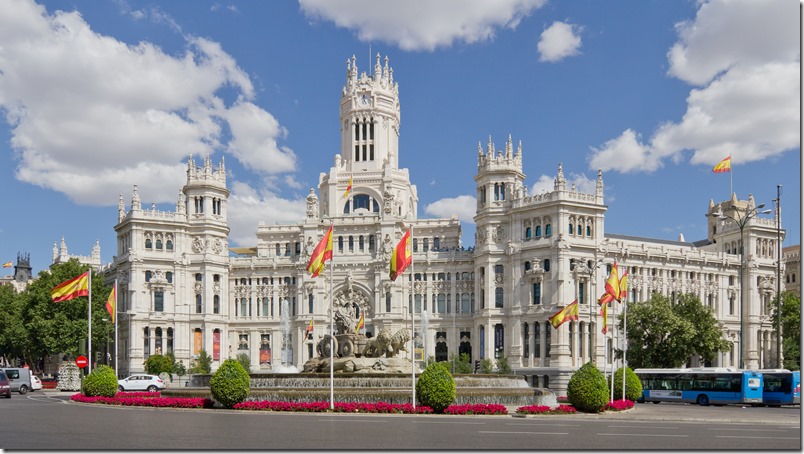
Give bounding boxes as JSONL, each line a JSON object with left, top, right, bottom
{"left": 758, "top": 369, "right": 800, "bottom": 406}
{"left": 634, "top": 367, "right": 764, "bottom": 406}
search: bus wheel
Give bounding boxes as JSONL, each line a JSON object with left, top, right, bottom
{"left": 651, "top": 401, "right": 660, "bottom": 404}
{"left": 696, "top": 394, "right": 710, "bottom": 406}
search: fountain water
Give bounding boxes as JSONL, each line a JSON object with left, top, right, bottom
{"left": 276, "top": 299, "right": 299, "bottom": 373}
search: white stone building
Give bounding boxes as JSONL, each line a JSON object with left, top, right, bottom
{"left": 108, "top": 54, "right": 785, "bottom": 394}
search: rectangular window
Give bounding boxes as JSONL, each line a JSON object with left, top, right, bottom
{"left": 154, "top": 291, "right": 164, "bottom": 312}
{"left": 386, "top": 293, "right": 391, "bottom": 313}
{"left": 308, "top": 294, "right": 314, "bottom": 314}
{"left": 578, "top": 282, "right": 585, "bottom": 305}
{"left": 495, "top": 288, "right": 504, "bottom": 308}
{"left": 534, "top": 323, "right": 541, "bottom": 358}
{"left": 533, "top": 283, "right": 541, "bottom": 305}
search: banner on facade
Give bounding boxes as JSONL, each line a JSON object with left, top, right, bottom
{"left": 212, "top": 331, "right": 220, "bottom": 361}
{"left": 193, "top": 330, "right": 202, "bottom": 356}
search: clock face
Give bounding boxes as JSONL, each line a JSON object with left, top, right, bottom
{"left": 359, "top": 94, "right": 370, "bottom": 106}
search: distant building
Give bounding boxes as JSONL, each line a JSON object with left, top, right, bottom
{"left": 108, "top": 54, "right": 789, "bottom": 394}
{"left": 52, "top": 237, "right": 102, "bottom": 269}
{"left": 783, "top": 245, "right": 800, "bottom": 298}
{"left": 0, "top": 252, "right": 34, "bottom": 292}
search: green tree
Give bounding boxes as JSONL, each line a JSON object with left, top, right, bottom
{"left": 210, "top": 358, "right": 250, "bottom": 408}
{"left": 447, "top": 353, "right": 472, "bottom": 374}
{"left": 144, "top": 354, "right": 173, "bottom": 376}
{"left": 495, "top": 353, "right": 512, "bottom": 375}
{"left": 479, "top": 358, "right": 494, "bottom": 374}
{"left": 236, "top": 353, "right": 251, "bottom": 373}
{"left": 621, "top": 293, "right": 729, "bottom": 368}
{"left": 772, "top": 292, "right": 800, "bottom": 370}
{"left": 0, "top": 284, "right": 28, "bottom": 365}
{"left": 189, "top": 349, "right": 212, "bottom": 374}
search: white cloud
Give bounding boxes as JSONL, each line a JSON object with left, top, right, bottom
{"left": 530, "top": 172, "right": 597, "bottom": 194}
{"left": 537, "top": 21, "right": 582, "bottom": 62}
{"left": 588, "top": 0, "right": 799, "bottom": 173}
{"left": 226, "top": 181, "right": 306, "bottom": 247}
{"left": 299, "top": 0, "right": 546, "bottom": 51}
{"left": 0, "top": 0, "right": 295, "bottom": 205}
{"left": 424, "top": 195, "right": 476, "bottom": 223}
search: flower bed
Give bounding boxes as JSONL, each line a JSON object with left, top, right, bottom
{"left": 603, "top": 400, "right": 635, "bottom": 412}
{"left": 232, "top": 400, "right": 433, "bottom": 414}
{"left": 116, "top": 391, "right": 161, "bottom": 399}
{"left": 516, "top": 404, "right": 577, "bottom": 415}
{"left": 442, "top": 404, "right": 508, "bottom": 415}
{"left": 71, "top": 393, "right": 214, "bottom": 409}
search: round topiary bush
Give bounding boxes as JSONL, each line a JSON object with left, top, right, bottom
{"left": 609, "top": 367, "right": 643, "bottom": 402}
{"left": 567, "top": 361, "right": 608, "bottom": 413}
{"left": 82, "top": 365, "right": 118, "bottom": 397}
{"left": 144, "top": 354, "right": 173, "bottom": 376}
{"left": 210, "top": 358, "right": 250, "bottom": 408}
{"left": 416, "top": 362, "right": 456, "bottom": 413}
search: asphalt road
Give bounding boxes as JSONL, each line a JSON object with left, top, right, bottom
{"left": 1, "top": 392, "right": 799, "bottom": 450}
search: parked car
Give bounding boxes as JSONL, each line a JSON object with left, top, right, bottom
{"left": 117, "top": 375, "right": 166, "bottom": 392}
{"left": 0, "top": 370, "right": 10, "bottom": 398}
{"left": 30, "top": 375, "right": 42, "bottom": 391}
{"left": 1, "top": 368, "right": 32, "bottom": 395}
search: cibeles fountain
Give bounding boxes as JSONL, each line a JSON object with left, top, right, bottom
{"left": 184, "top": 273, "right": 552, "bottom": 406}
{"left": 301, "top": 277, "right": 412, "bottom": 374}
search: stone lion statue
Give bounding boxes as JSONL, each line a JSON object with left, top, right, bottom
{"left": 362, "top": 329, "right": 392, "bottom": 358}
{"left": 362, "top": 328, "right": 410, "bottom": 358}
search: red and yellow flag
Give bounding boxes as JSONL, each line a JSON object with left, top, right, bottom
{"left": 343, "top": 176, "right": 353, "bottom": 199}
{"left": 355, "top": 312, "right": 365, "bottom": 334}
{"left": 105, "top": 285, "right": 116, "bottom": 323}
{"left": 306, "top": 226, "right": 334, "bottom": 278}
{"left": 713, "top": 155, "right": 731, "bottom": 173}
{"left": 389, "top": 229, "right": 412, "bottom": 281}
{"left": 51, "top": 271, "right": 89, "bottom": 302}
{"left": 2, "top": 261, "right": 11, "bottom": 268}
{"left": 549, "top": 300, "right": 579, "bottom": 329}
{"left": 600, "top": 303, "right": 608, "bottom": 334}
{"left": 618, "top": 270, "right": 629, "bottom": 302}
{"left": 598, "top": 292, "right": 614, "bottom": 306}
{"left": 604, "top": 262, "right": 620, "bottom": 302}
{"left": 305, "top": 318, "right": 314, "bottom": 337}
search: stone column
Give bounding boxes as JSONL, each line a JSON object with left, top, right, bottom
{"left": 529, "top": 322, "right": 536, "bottom": 367}
{"left": 539, "top": 321, "right": 547, "bottom": 367}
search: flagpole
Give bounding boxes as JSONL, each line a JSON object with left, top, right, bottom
{"left": 329, "top": 223, "right": 335, "bottom": 411}
{"left": 610, "top": 302, "right": 617, "bottom": 403}
{"left": 729, "top": 154, "right": 733, "bottom": 198}
{"left": 114, "top": 279, "right": 118, "bottom": 378}
{"left": 88, "top": 270, "right": 92, "bottom": 375}
{"left": 411, "top": 241, "right": 416, "bottom": 410}
{"left": 621, "top": 296, "right": 628, "bottom": 402}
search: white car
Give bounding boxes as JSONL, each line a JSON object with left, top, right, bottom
{"left": 30, "top": 375, "right": 42, "bottom": 391}
{"left": 117, "top": 374, "right": 166, "bottom": 392}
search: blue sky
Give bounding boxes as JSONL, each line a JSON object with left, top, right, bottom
{"left": 0, "top": 0, "right": 800, "bottom": 274}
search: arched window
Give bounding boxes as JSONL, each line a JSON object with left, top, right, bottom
{"left": 577, "top": 225, "right": 582, "bottom": 235}
{"left": 275, "top": 243, "right": 281, "bottom": 256}
{"left": 525, "top": 227, "right": 532, "bottom": 238}
{"left": 213, "top": 295, "right": 220, "bottom": 314}
{"left": 359, "top": 235, "right": 365, "bottom": 252}
{"left": 145, "top": 238, "right": 153, "bottom": 249}
{"left": 569, "top": 223, "right": 574, "bottom": 235}
{"left": 145, "top": 270, "right": 152, "bottom": 282}
{"left": 586, "top": 226, "right": 592, "bottom": 237}
{"left": 195, "top": 294, "right": 202, "bottom": 313}
{"left": 353, "top": 194, "right": 371, "bottom": 211}
{"left": 544, "top": 259, "right": 551, "bottom": 272}
{"left": 338, "top": 236, "right": 344, "bottom": 252}
{"left": 545, "top": 224, "right": 552, "bottom": 236}
{"left": 166, "top": 239, "right": 173, "bottom": 251}
{"left": 524, "top": 261, "right": 531, "bottom": 272}
{"left": 535, "top": 226, "right": 541, "bottom": 237}
{"left": 348, "top": 236, "right": 354, "bottom": 252}
{"left": 166, "top": 272, "right": 173, "bottom": 283}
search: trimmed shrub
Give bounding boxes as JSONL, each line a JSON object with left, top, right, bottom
{"left": 416, "top": 362, "right": 456, "bottom": 414}
{"left": 82, "top": 365, "right": 118, "bottom": 397}
{"left": 144, "top": 354, "right": 173, "bottom": 376}
{"left": 567, "top": 361, "right": 608, "bottom": 413}
{"left": 479, "top": 358, "right": 495, "bottom": 374}
{"left": 210, "top": 359, "right": 250, "bottom": 408}
{"left": 608, "top": 367, "right": 643, "bottom": 402}
{"left": 447, "top": 353, "right": 473, "bottom": 374}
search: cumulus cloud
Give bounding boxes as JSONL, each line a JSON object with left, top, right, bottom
{"left": 299, "top": 0, "right": 546, "bottom": 51}
{"left": 530, "top": 172, "right": 596, "bottom": 194}
{"left": 226, "top": 181, "right": 306, "bottom": 247}
{"left": 588, "top": 0, "right": 799, "bottom": 173}
{"left": 424, "top": 195, "right": 477, "bottom": 223}
{"left": 0, "top": 0, "right": 295, "bottom": 206}
{"left": 537, "top": 21, "right": 582, "bottom": 62}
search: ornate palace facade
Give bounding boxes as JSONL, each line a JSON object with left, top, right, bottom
{"left": 108, "top": 55, "right": 785, "bottom": 393}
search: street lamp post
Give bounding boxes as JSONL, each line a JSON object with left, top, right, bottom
{"left": 774, "top": 185, "right": 782, "bottom": 368}
{"left": 715, "top": 202, "right": 772, "bottom": 369}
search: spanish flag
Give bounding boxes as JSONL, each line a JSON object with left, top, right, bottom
{"left": 389, "top": 229, "right": 412, "bottom": 281}
{"left": 343, "top": 176, "right": 353, "bottom": 199}
{"left": 604, "top": 262, "right": 620, "bottom": 302}
{"left": 51, "top": 271, "right": 89, "bottom": 303}
{"left": 598, "top": 292, "right": 614, "bottom": 306}
{"left": 355, "top": 312, "right": 365, "bottom": 334}
{"left": 105, "top": 285, "right": 116, "bottom": 323}
{"left": 600, "top": 302, "right": 609, "bottom": 334}
{"left": 305, "top": 318, "right": 314, "bottom": 338}
{"left": 549, "top": 300, "right": 579, "bottom": 329}
{"left": 618, "top": 270, "right": 629, "bottom": 302}
{"left": 306, "top": 226, "right": 334, "bottom": 278}
{"left": 2, "top": 261, "right": 11, "bottom": 268}
{"left": 713, "top": 155, "right": 731, "bottom": 173}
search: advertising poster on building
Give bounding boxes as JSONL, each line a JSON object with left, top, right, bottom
{"left": 193, "top": 330, "right": 202, "bottom": 355}
{"left": 212, "top": 331, "right": 220, "bottom": 361}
